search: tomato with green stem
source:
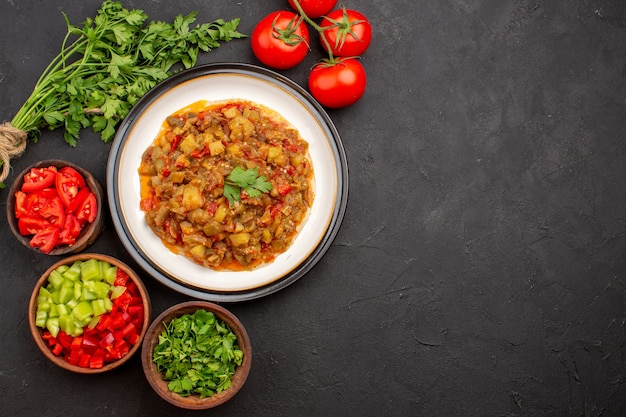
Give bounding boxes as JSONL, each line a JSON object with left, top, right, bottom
{"left": 251, "top": 11, "right": 310, "bottom": 70}
{"left": 308, "top": 58, "right": 367, "bottom": 108}
{"left": 288, "top": 0, "right": 338, "bottom": 19}
{"left": 320, "top": 8, "right": 372, "bottom": 57}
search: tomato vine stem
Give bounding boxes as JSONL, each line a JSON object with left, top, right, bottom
{"left": 289, "top": 0, "right": 338, "bottom": 64}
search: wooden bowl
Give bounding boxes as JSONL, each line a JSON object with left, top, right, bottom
{"left": 28, "top": 253, "right": 152, "bottom": 373}
{"left": 141, "top": 301, "right": 252, "bottom": 409}
{"left": 6, "top": 159, "right": 105, "bottom": 255}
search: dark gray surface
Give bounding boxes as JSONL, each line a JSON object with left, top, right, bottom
{"left": 1, "top": 1, "right": 625, "bottom": 416}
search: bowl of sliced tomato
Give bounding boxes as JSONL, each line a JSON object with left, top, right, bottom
{"left": 28, "top": 253, "right": 152, "bottom": 373}
{"left": 141, "top": 301, "right": 252, "bottom": 409}
{"left": 6, "top": 160, "right": 105, "bottom": 255}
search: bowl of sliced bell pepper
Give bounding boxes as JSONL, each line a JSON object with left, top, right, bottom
{"left": 6, "top": 159, "right": 104, "bottom": 256}
{"left": 28, "top": 253, "right": 152, "bottom": 373}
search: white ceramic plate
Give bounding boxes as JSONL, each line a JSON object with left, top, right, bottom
{"left": 107, "top": 63, "right": 348, "bottom": 302}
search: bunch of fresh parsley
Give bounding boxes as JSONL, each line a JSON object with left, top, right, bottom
{"left": 10, "top": 0, "right": 245, "bottom": 147}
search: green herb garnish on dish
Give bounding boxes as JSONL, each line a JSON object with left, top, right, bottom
{"left": 224, "top": 166, "right": 273, "bottom": 205}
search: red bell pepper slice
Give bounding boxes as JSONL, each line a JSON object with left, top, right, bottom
{"left": 117, "top": 322, "right": 136, "bottom": 340}
{"left": 126, "top": 332, "right": 141, "bottom": 346}
{"left": 113, "top": 269, "right": 130, "bottom": 286}
{"left": 82, "top": 333, "right": 99, "bottom": 350}
{"left": 78, "top": 353, "right": 91, "bottom": 368}
{"left": 22, "top": 166, "right": 57, "bottom": 192}
{"left": 99, "top": 331, "right": 116, "bottom": 349}
{"left": 113, "top": 292, "right": 133, "bottom": 313}
{"left": 51, "top": 342, "right": 64, "bottom": 356}
{"left": 56, "top": 331, "right": 73, "bottom": 350}
{"left": 68, "top": 348, "right": 82, "bottom": 366}
{"left": 42, "top": 331, "right": 57, "bottom": 346}
{"left": 89, "top": 354, "right": 105, "bottom": 369}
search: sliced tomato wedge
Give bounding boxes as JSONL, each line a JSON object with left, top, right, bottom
{"left": 67, "top": 187, "right": 91, "bottom": 213}
{"left": 14, "top": 191, "right": 29, "bottom": 219}
{"left": 39, "top": 195, "right": 66, "bottom": 227}
{"left": 75, "top": 192, "right": 97, "bottom": 223}
{"left": 29, "top": 228, "right": 60, "bottom": 254}
{"left": 56, "top": 167, "right": 86, "bottom": 208}
{"left": 58, "top": 213, "right": 82, "bottom": 245}
{"left": 25, "top": 189, "right": 59, "bottom": 219}
{"left": 18, "top": 215, "right": 50, "bottom": 236}
{"left": 22, "top": 166, "right": 57, "bottom": 192}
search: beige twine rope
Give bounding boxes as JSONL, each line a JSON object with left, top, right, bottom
{"left": 0, "top": 122, "right": 27, "bottom": 183}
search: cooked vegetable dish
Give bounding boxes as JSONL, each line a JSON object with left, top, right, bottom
{"left": 138, "top": 99, "right": 314, "bottom": 271}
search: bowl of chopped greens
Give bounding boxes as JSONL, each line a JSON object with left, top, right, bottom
{"left": 141, "top": 301, "right": 251, "bottom": 409}
{"left": 28, "top": 253, "right": 152, "bottom": 373}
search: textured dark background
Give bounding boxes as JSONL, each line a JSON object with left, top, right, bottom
{"left": 1, "top": 1, "right": 625, "bottom": 416}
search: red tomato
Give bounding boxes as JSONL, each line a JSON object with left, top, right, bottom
{"left": 251, "top": 11, "right": 310, "bottom": 70}
{"left": 29, "top": 228, "right": 60, "bottom": 254}
{"left": 58, "top": 213, "right": 82, "bottom": 245}
{"left": 14, "top": 191, "right": 29, "bottom": 219}
{"left": 308, "top": 58, "right": 367, "bottom": 108}
{"left": 288, "top": 0, "right": 337, "bottom": 18}
{"left": 18, "top": 216, "right": 50, "bottom": 236}
{"left": 22, "top": 166, "right": 57, "bottom": 192}
{"left": 39, "top": 195, "right": 66, "bottom": 227}
{"left": 55, "top": 166, "right": 86, "bottom": 207}
{"left": 320, "top": 8, "right": 372, "bottom": 57}
{"left": 76, "top": 191, "right": 97, "bottom": 224}
{"left": 25, "top": 188, "right": 57, "bottom": 214}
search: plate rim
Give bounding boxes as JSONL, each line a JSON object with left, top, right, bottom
{"left": 106, "top": 62, "right": 349, "bottom": 302}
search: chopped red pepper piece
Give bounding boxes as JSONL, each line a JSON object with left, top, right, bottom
{"left": 68, "top": 348, "right": 82, "bottom": 366}
{"left": 113, "top": 269, "right": 130, "bottom": 286}
{"left": 78, "top": 353, "right": 91, "bottom": 368}
{"left": 56, "top": 331, "right": 73, "bottom": 350}
{"left": 118, "top": 322, "right": 136, "bottom": 340}
{"left": 51, "top": 343, "right": 64, "bottom": 356}
{"left": 99, "top": 332, "right": 116, "bottom": 350}
{"left": 89, "top": 354, "right": 105, "bottom": 369}
{"left": 126, "top": 332, "right": 141, "bottom": 346}
{"left": 82, "top": 333, "right": 99, "bottom": 349}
